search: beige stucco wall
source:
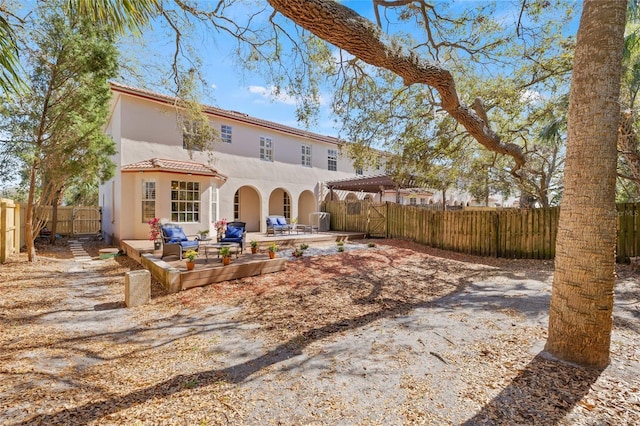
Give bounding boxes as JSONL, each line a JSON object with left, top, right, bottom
{"left": 100, "top": 90, "right": 366, "bottom": 241}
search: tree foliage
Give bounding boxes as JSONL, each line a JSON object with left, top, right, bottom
{"left": 0, "top": 1, "right": 118, "bottom": 259}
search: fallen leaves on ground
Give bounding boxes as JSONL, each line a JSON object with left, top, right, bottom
{"left": 0, "top": 237, "right": 638, "bottom": 425}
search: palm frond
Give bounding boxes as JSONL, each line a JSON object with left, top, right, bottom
{"left": 0, "top": 14, "right": 25, "bottom": 96}
{"left": 66, "top": 0, "right": 161, "bottom": 35}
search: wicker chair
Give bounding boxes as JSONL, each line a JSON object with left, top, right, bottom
{"left": 219, "top": 221, "right": 246, "bottom": 252}
{"left": 160, "top": 224, "right": 200, "bottom": 260}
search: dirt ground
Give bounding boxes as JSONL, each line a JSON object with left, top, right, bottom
{"left": 0, "top": 237, "right": 638, "bottom": 425}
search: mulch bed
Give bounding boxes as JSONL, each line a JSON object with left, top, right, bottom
{"left": 0, "top": 237, "right": 638, "bottom": 424}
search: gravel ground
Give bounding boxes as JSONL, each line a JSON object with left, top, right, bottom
{"left": 0, "top": 237, "right": 638, "bottom": 425}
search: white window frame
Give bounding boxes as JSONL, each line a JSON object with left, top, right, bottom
{"left": 283, "top": 192, "right": 291, "bottom": 220}
{"left": 182, "top": 120, "right": 204, "bottom": 151}
{"left": 260, "top": 136, "right": 273, "bottom": 162}
{"left": 301, "top": 144, "right": 312, "bottom": 167}
{"left": 211, "top": 186, "right": 219, "bottom": 225}
{"left": 328, "top": 149, "right": 337, "bottom": 171}
{"left": 142, "top": 180, "right": 156, "bottom": 222}
{"left": 171, "top": 180, "right": 200, "bottom": 222}
{"left": 221, "top": 124, "right": 232, "bottom": 143}
{"left": 234, "top": 190, "right": 240, "bottom": 220}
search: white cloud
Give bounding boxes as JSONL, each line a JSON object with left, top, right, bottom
{"left": 247, "top": 85, "right": 297, "bottom": 106}
{"left": 210, "top": 83, "right": 217, "bottom": 90}
{"left": 520, "top": 89, "right": 545, "bottom": 105}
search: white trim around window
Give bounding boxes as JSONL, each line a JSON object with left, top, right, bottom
{"left": 328, "top": 148, "right": 337, "bottom": 171}
{"left": 221, "top": 124, "right": 232, "bottom": 143}
{"left": 260, "top": 136, "right": 273, "bottom": 162}
{"left": 142, "top": 179, "right": 156, "bottom": 222}
{"left": 301, "top": 144, "right": 312, "bottom": 167}
{"left": 171, "top": 180, "right": 200, "bottom": 222}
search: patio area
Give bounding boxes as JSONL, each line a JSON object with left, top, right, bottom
{"left": 120, "top": 231, "right": 366, "bottom": 292}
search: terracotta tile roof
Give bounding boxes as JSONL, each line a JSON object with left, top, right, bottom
{"left": 110, "top": 82, "right": 344, "bottom": 146}
{"left": 121, "top": 158, "right": 227, "bottom": 179}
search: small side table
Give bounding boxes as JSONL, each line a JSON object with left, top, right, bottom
{"left": 295, "top": 224, "right": 313, "bottom": 234}
{"left": 200, "top": 242, "right": 241, "bottom": 263}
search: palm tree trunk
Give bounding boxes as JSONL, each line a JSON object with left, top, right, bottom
{"left": 545, "top": 0, "right": 626, "bottom": 368}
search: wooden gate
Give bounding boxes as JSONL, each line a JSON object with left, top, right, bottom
{"left": 367, "top": 203, "right": 387, "bottom": 237}
{"left": 72, "top": 207, "right": 101, "bottom": 235}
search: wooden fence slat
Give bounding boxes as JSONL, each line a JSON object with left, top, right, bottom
{"left": 322, "top": 200, "right": 640, "bottom": 261}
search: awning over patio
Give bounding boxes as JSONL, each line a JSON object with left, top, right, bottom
{"left": 121, "top": 158, "right": 227, "bottom": 180}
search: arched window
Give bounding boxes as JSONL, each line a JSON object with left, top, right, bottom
{"left": 234, "top": 190, "right": 240, "bottom": 220}
{"left": 283, "top": 192, "right": 290, "bottom": 220}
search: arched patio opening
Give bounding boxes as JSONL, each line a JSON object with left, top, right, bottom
{"left": 234, "top": 186, "right": 261, "bottom": 232}
{"left": 269, "top": 188, "right": 292, "bottom": 220}
{"left": 297, "top": 190, "right": 316, "bottom": 226}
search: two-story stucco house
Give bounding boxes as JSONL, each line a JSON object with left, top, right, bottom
{"left": 99, "top": 82, "right": 369, "bottom": 244}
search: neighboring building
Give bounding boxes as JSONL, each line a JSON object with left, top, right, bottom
{"left": 100, "top": 82, "right": 370, "bottom": 244}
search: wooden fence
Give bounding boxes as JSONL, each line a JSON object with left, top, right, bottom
{"left": 19, "top": 205, "right": 102, "bottom": 238}
{"left": 1, "top": 201, "right": 101, "bottom": 262}
{"left": 323, "top": 200, "right": 640, "bottom": 260}
{"left": 0, "top": 198, "right": 20, "bottom": 263}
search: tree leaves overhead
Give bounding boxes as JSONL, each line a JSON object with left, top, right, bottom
{"left": 1, "top": 1, "right": 119, "bottom": 260}
{"left": 2, "top": 0, "right": 578, "bottom": 209}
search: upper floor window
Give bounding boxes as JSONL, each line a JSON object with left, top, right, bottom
{"left": 420, "top": 198, "right": 427, "bottom": 205}
{"left": 171, "top": 180, "right": 200, "bottom": 222}
{"left": 301, "top": 144, "right": 312, "bottom": 167}
{"left": 182, "top": 121, "right": 204, "bottom": 151}
{"left": 260, "top": 136, "right": 273, "bottom": 162}
{"left": 221, "top": 124, "right": 232, "bottom": 143}
{"left": 409, "top": 198, "right": 417, "bottom": 206}
{"left": 355, "top": 168, "right": 363, "bottom": 175}
{"left": 328, "top": 149, "right": 337, "bottom": 171}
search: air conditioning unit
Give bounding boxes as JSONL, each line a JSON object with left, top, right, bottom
{"left": 309, "top": 212, "right": 330, "bottom": 232}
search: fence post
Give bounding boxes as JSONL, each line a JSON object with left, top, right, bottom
{"left": 492, "top": 211, "right": 499, "bottom": 258}
{"left": 0, "top": 199, "right": 6, "bottom": 263}
{"left": 14, "top": 202, "right": 20, "bottom": 255}
{"left": 0, "top": 198, "right": 19, "bottom": 263}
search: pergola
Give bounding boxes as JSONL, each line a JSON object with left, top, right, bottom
{"left": 325, "top": 174, "right": 417, "bottom": 202}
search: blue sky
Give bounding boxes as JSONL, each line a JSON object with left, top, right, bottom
{"left": 130, "top": 1, "right": 581, "bottom": 138}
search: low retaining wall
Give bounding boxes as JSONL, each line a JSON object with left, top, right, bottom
{"left": 121, "top": 240, "right": 286, "bottom": 293}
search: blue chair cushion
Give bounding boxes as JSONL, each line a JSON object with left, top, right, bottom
{"left": 225, "top": 225, "right": 243, "bottom": 239}
{"left": 181, "top": 240, "right": 199, "bottom": 249}
{"left": 276, "top": 217, "right": 288, "bottom": 226}
{"left": 266, "top": 217, "right": 275, "bottom": 226}
{"left": 163, "top": 227, "right": 188, "bottom": 243}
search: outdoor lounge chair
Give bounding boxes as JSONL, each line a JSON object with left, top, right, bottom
{"left": 266, "top": 215, "right": 292, "bottom": 236}
{"left": 161, "top": 224, "right": 200, "bottom": 260}
{"left": 219, "top": 221, "right": 246, "bottom": 251}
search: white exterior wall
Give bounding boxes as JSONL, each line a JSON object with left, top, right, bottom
{"left": 100, "top": 89, "right": 362, "bottom": 241}
{"left": 100, "top": 100, "right": 121, "bottom": 242}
